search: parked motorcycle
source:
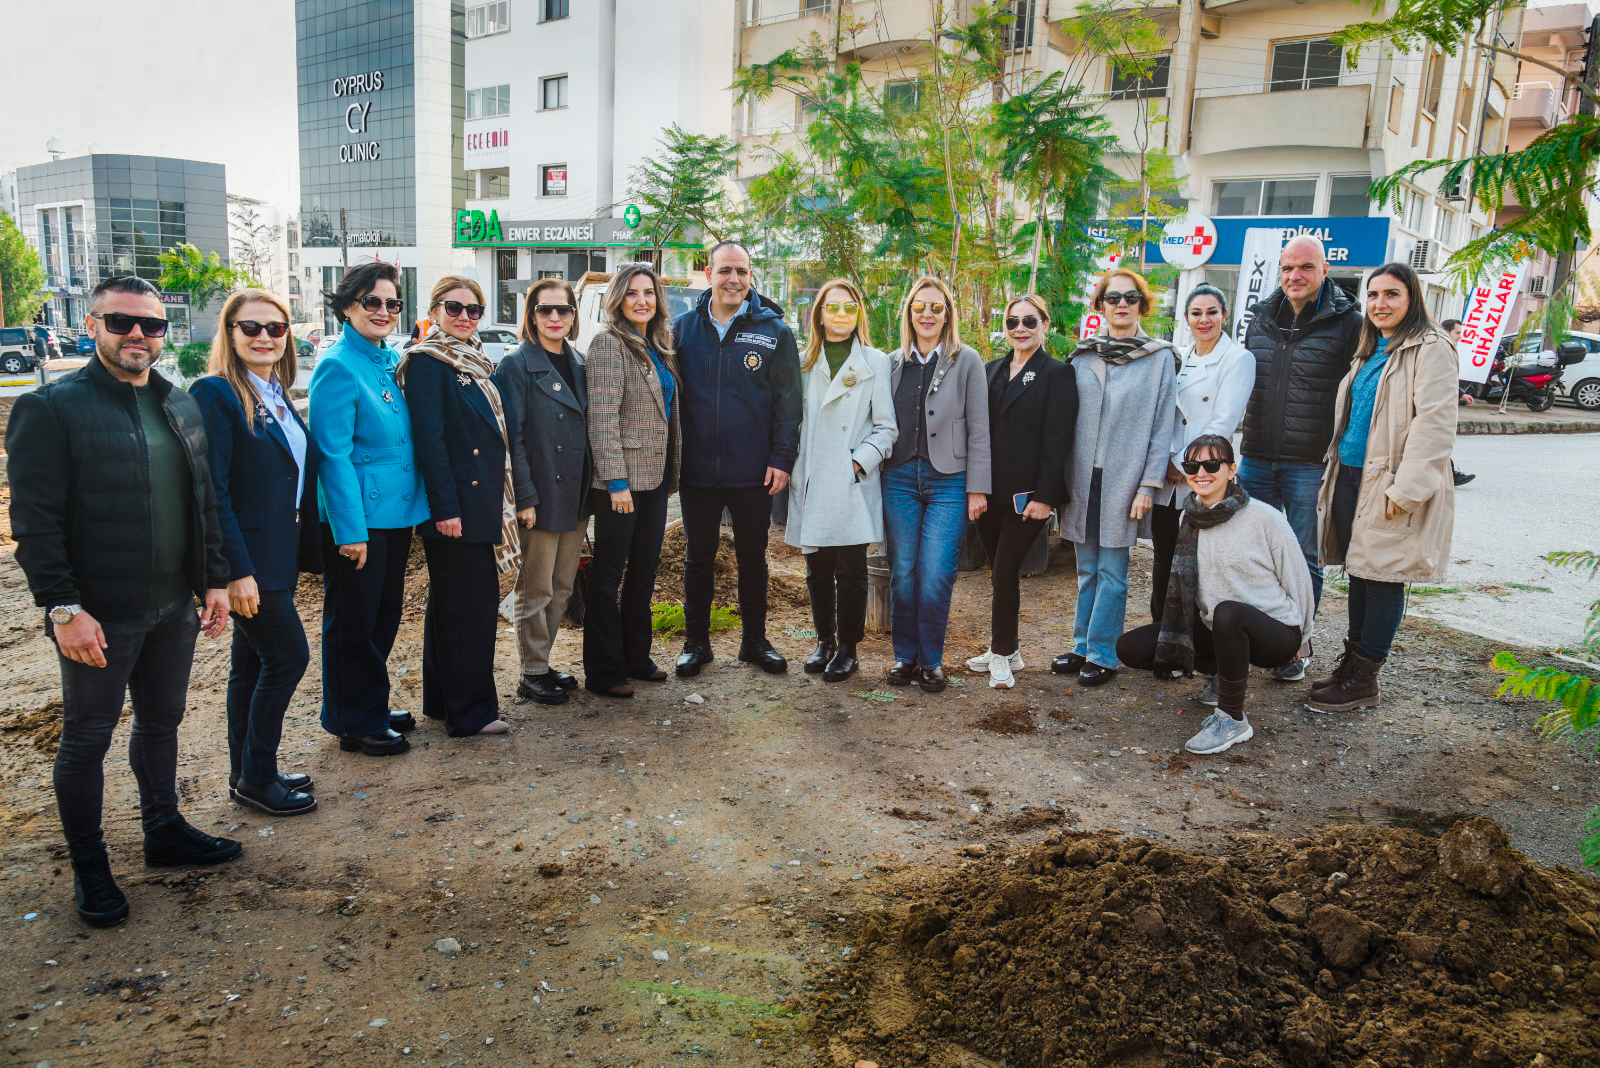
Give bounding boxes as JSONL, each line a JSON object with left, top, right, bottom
{"left": 1478, "top": 339, "right": 1587, "bottom": 411}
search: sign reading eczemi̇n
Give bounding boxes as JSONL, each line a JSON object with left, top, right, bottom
{"left": 1456, "top": 264, "right": 1527, "bottom": 385}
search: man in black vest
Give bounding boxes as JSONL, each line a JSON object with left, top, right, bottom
{"left": 7, "top": 276, "right": 240, "bottom": 929}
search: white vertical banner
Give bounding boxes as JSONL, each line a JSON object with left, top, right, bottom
{"left": 1079, "top": 247, "right": 1121, "bottom": 339}
{"left": 1456, "top": 265, "right": 1528, "bottom": 384}
{"left": 1233, "top": 227, "right": 1284, "bottom": 337}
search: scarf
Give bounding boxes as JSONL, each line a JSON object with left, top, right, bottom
{"left": 1073, "top": 334, "right": 1179, "bottom": 374}
{"left": 396, "top": 327, "right": 522, "bottom": 580}
{"left": 1154, "top": 482, "right": 1250, "bottom": 671}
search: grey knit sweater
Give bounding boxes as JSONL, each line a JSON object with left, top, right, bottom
{"left": 1195, "top": 498, "right": 1316, "bottom": 639}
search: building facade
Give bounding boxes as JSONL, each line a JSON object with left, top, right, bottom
{"left": 13, "top": 153, "right": 229, "bottom": 343}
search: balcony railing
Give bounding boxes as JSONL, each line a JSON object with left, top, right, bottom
{"left": 1509, "top": 82, "right": 1561, "bottom": 129}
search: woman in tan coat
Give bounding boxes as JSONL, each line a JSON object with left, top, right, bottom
{"left": 1309, "top": 261, "right": 1457, "bottom": 712}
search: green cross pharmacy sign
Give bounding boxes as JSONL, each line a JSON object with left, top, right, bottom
{"left": 623, "top": 204, "right": 641, "bottom": 229}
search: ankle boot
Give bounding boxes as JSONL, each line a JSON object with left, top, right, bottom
{"left": 1309, "top": 638, "right": 1357, "bottom": 691}
{"left": 823, "top": 642, "right": 859, "bottom": 682}
{"left": 1307, "top": 650, "right": 1384, "bottom": 713}
{"left": 804, "top": 637, "right": 837, "bottom": 674}
{"left": 71, "top": 851, "right": 129, "bottom": 927}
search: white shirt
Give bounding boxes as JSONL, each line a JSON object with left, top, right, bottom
{"left": 250, "top": 370, "right": 307, "bottom": 501}
{"left": 908, "top": 343, "right": 941, "bottom": 365}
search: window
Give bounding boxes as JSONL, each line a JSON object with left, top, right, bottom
{"left": 541, "top": 0, "right": 569, "bottom": 20}
{"left": 541, "top": 164, "right": 568, "bottom": 197}
{"left": 1109, "top": 54, "right": 1171, "bottom": 100}
{"left": 480, "top": 169, "right": 510, "bottom": 199}
{"left": 495, "top": 250, "right": 519, "bottom": 325}
{"left": 1456, "top": 74, "right": 1477, "bottom": 131}
{"left": 1002, "top": 0, "right": 1036, "bottom": 50}
{"left": 1421, "top": 50, "right": 1444, "bottom": 115}
{"left": 466, "top": 1, "right": 509, "bottom": 38}
{"left": 1209, "top": 178, "right": 1315, "bottom": 216}
{"left": 1399, "top": 187, "right": 1427, "bottom": 232}
{"left": 467, "top": 84, "right": 511, "bottom": 119}
{"left": 1387, "top": 77, "right": 1405, "bottom": 132}
{"left": 1269, "top": 37, "right": 1342, "bottom": 92}
{"left": 541, "top": 75, "right": 568, "bottom": 110}
{"left": 885, "top": 79, "right": 921, "bottom": 111}
{"left": 803, "top": 0, "right": 831, "bottom": 13}
{"left": 797, "top": 94, "right": 822, "bottom": 128}
{"left": 1328, "top": 174, "right": 1372, "bottom": 217}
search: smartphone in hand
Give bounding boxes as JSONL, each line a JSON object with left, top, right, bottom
{"left": 1013, "top": 491, "right": 1031, "bottom": 515}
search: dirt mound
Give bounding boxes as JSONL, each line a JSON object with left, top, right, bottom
{"left": 814, "top": 819, "right": 1600, "bottom": 1067}
{"left": 1, "top": 699, "right": 134, "bottom": 755}
{"left": 972, "top": 703, "right": 1037, "bottom": 735}
{"left": 656, "top": 523, "right": 809, "bottom": 610}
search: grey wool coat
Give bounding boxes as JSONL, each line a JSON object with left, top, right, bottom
{"left": 785, "top": 339, "right": 898, "bottom": 551}
{"left": 887, "top": 343, "right": 993, "bottom": 493}
{"left": 493, "top": 339, "right": 589, "bottom": 532}
{"left": 1060, "top": 339, "right": 1178, "bottom": 548}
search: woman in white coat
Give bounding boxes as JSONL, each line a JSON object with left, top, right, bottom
{"left": 1149, "top": 283, "right": 1256, "bottom": 627}
{"left": 785, "top": 278, "right": 898, "bottom": 682}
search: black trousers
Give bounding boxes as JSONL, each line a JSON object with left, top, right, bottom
{"left": 680, "top": 484, "right": 772, "bottom": 645}
{"left": 974, "top": 505, "right": 1046, "bottom": 656}
{"left": 1331, "top": 464, "right": 1408, "bottom": 661}
{"left": 227, "top": 588, "right": 310, "bottom": 784}
{"left": 421, "top": 536, "right": 501, "bottom": 735}
{"left": 1149, "top": 500, "right": 1181, "bottom": 621}
{"left": 320, "top": 525, "right": 410, "bottom": 738}
{"left": 805, "top": 544, "right": 868, "bottom": 645}
{"left": 1117, "top": 600, "right": 1302, "bottom": 680}
{"left": 584, "top": 484, "right": 670, "bottom": 688}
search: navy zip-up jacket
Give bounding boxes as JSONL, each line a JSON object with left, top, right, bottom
{"left": 670, "top": 287, "right": 803, "bottom": 489}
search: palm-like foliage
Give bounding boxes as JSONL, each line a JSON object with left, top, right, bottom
{"left": 628, "top": 125, "right": 740, "bottom": 257}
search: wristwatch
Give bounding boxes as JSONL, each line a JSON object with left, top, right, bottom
{"left": 48, "top": 604, "right": 82, "bottom": 625}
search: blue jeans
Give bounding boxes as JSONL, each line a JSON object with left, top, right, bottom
{"left": 50, "top": 598, "right": 199, "bottom": 860}
{"left": 883, "top": 459, "right": 967, "bottom": 667}
{"left": 1237, "top": 457, "right": 1325, "bottom": 608}
{"left": 1332, "top": 464, "right": 1407, "bottom": 660}
{"left": 228, "top": 588, "right": 310, "bottom": 785}
{"left": 1072, "top": 539, "right": 1131, "bottom": 668}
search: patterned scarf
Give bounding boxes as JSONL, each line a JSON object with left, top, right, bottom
{"left": 1073, "top": 334, "right": 1178, "bottom": 373}
{"left": 1154, "top": 481, "right": 1250, "bottom": 671}
{"left": 397, "top": 327, "right": 522, "bottom": 578}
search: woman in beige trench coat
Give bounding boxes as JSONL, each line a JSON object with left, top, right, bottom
{"left": 1308, "top": 261, "right": 1457, "bottom": 713}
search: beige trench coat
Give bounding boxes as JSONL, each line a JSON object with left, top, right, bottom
{"left": 1316, "top": 327, "right": 1458, "bottom": 584}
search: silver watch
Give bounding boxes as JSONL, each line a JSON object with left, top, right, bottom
{"left": 48, "top": 604, "right": 82, "bottom": 625}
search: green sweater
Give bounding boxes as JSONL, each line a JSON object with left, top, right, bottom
{"left": 824, "top": 339, "right": 852, "bottom": 378}
{"left": 134, "top": 385, "right": 193, "bottom": 607}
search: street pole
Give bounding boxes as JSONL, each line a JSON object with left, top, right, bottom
{"left": 340, "top": 207, "right": 350, "bottom": 269}
{"left": 1546, "top": 14, "right": 1600, "bottom": 321}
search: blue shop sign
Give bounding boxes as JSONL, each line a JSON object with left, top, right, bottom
{"left": 1086, "top": 216, "right": 1392, "bottom": 267}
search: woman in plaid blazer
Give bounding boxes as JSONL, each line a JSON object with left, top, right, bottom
{"left": 582, "top": 264, "right": 682, "bottom": 698}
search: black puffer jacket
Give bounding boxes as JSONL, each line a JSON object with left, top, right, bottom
{"left": 6, "top": 357, "right": 228, "bottom": 616}
{"left": 1240, "top": 281, "right": 1364, "bottom": 463}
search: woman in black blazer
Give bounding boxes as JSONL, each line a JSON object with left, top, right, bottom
{"left": 399, "top": 275, "right": 517, "bottom": 736}
{"left": 968, "top": 294, "right": 1076, "bottom": 690}
{"left": 190, "top": 288, "right": 322, "bottom": 816}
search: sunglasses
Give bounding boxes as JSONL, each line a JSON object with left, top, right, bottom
{"left": 91, "top": 312, "right": 169, "bottom": 337}
{"left": 1181, "top": 458, "right": 1230, "bottom": 475}
{"left": 910, "top": 300, "right": 947, "bottom": 315}
{"left": 1005, "top": 315, "right": 1042, "bottom": 330}
{"left": 534, "top": 303, "right": 575, "bottom": 318}
{"left": 441, "top": 300, "right": 485, "bottom": 320}
{"left": 233, "top": 320, "right": 290, "bottom": 339}
{"left": 1102, "top": 291, "right": 1142, "bottom": 307}
{"left": 822, "top": 301, "right": 859, "bottom": 315}
{"left": 358, "top": 296, "right": 405, "bottom": 314}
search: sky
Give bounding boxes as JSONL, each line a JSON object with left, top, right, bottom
{"left": 0, "top": 0, "right": 300, "bottom": 211}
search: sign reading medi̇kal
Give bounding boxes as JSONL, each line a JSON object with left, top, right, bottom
{"left": 1092, "top": 216, "right": 1392, "bottom": 269}
{"left": 453, "top": 209, "right": 667, "bottom": 248}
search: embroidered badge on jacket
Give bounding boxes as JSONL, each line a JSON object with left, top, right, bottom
{"left": 743, "top": 352, "right": 763, "bottom": 371}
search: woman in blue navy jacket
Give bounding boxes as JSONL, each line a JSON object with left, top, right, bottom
{"left": 190, "top": 288, "right": 321, "bottom": 816}
{"left": 398, "top": 275, "right": 516, "bottom": 735}
{"left": 308, "top": 261, "right": 429, "bottom": 757}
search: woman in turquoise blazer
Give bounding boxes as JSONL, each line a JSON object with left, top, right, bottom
{"left": 309, "top": 261, "right": 428, "bottom": 757}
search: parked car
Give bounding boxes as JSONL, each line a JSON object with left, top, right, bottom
{"left": 0, "top": 326, "right": 41, "bottom": 374}
{"left": 312, "top": 332, "right": 407, "bottom": 360}
{"left": 1507, "top": 330, "right": 1600, "bottom": 411}
{"left": 76, "top": 333, "right": 97, "bottom": 355}
{"left": 476, "top": 323, "right": 521, "bottom": 364}
{"left": 573, "top": 271, "right": 705, "bottom": 355}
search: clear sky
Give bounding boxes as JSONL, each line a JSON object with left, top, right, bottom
{"left": 0, "top": 0, "right": 299, "bottom": 211}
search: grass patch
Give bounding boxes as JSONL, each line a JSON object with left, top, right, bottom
{"left": 854, "top": 690, "right": 898, "bottom": 703}
{"left": 1409, "top": 585, "right": 1462, "bottom": 597}
{"left": 651, "top": 602, "right": 739, "bottom": 637}
{"left": 1505, "top": 582, "right": 1554, "bottom": 593}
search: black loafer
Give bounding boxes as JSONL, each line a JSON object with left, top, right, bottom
{"left": 738, "top": 639, "right": 788, "bottom": 674}
{"left": 229, "top": 771, "right": 313, "bottom": 798}
{"left": 804, "top": 640, "right": 837, "bottom": 674}
{"left": 549, "top": 670, "right": 579, "bottom": 691}
{"left": 822, "top": 643, "right": 859, "bottom": 683}
{"left": 338, "top": 729, "right": 411, "bottom": 756}
{"left": 517, "top": 674, "right": 569, "bottom": 704}
{"left": 676, "top": 642, "right": 714, "bottom": 678}
{"left": 1078, "top": 663, "right": 1118, "bottom": 687}
{"left": 1051, "top": 652, "right": 1087, "bottom": 675}
{"left": 390, "top": 709, "right": 418, "bottom": 731}
{"left": 71, "top": 851, "right": 129, "bottom": 928}
{"left": 233, "top": 779, "right": 318, "bottom": 817}
{"left": 143, "top": 819, "right": 243, "bottom": 867}
{"left": 886, "top": 660, "right": 919, "bottom": 686}
{"left": 918, "top": 666, "right": 948, "bottom": 693}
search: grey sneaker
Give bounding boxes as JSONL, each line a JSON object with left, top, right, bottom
{"left": 1184, "top": 712, "right": 1253, "bottom": 755}
{"left": 1271, "top": 657, "right": 1308, "bottom": 682}
{"left": 1199, "top": 675, "right": 1219, "bottom": 707}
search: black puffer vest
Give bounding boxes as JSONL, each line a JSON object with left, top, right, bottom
{"left": 1240, "top": 282, "right": 1365, "bottom": 463}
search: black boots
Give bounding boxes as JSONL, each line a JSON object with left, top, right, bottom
{"left": 823, "top": 643, "right": 859, "bottom": 682}
{"left": 143, "top": 818, "right": 243, "bottom": 867}
{"left": 804, "top": 637, "right": 837, "bottom": 674}
{"left": 71, "top": 851, "right": 129, "bottom": 928}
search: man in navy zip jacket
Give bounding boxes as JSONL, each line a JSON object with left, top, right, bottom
{"left": 670, "top": 242, "right": 803, "bottom": 676}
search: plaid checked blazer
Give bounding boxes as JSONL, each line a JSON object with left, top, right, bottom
{"left": 585, "top": 328, "right": 681, "bottom": 494}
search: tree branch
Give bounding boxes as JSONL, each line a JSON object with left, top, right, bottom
{"left": 1475, "top": 35, "right": 1600, "bottom": 107}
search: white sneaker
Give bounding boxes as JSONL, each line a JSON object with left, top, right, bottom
{"left": 989, "top": 655, "right": 1015, "bottom": 689}
{"left": 1184, "top": 712, "right": 1252, "bottom": 755}
{"left": 1199, "top": 676, "right": 1219, "bottom": 707}
{"left": 967, "top": 648, "right": 1023, "bottom": 673}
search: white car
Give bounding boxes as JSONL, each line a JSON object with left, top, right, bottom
{"left": 312, "top": 332, "right": 408, "bottom": 360}
{"left": 474, "top": 324, "right": 522, "bottom": 364}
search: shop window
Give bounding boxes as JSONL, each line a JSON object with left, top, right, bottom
{"left": 1268, "top": 37, "right": 1342, "bottom": 92}
{"left": 495, "top": 250, "right": 519, "bottom": 325}
{"left": 541, "top": 75, "right": 568, "bottom": 110}
{"left": 1328, "top": 174, "right": 1372, "bottom": 217}
{"left": 1109, "top": 54, "right": 1170, "bottom": 100}
{"left": 541, "top": 164, "right": 568, "bottom": 197}
{"left": 466, "top": 1, "right": 509, "bottom": 38}
{"left": 1210, "top": 178, "right": 1314, "bottom": 216}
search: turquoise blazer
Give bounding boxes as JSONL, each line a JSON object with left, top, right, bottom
{"left": 309, "top": 330, "right": 429, "bottom": 544}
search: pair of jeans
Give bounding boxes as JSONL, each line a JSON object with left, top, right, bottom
{"left": 1118, "top": 601, "right": 1303, "bottom": 680}
{"left": 1237, "top": 457, "right": 1325, "bottom": 608}
{"left": 320, "top": 525, "right": 411, "bottom": 738}
{"left": 805, "top": 544, "right": 868, "bottom": 645}
{"left": 1072, "top": 537, "right": 1131, "bottom": 669}
{"left": 51, "top": 598, "right": 200, "bottom": 860}
{"left": 584, "top": 485, "right": 669, "bottom": 688}
{"left": 974, "top": 505, "right": 1046, "bottom": 657}
{"left": 679, "top": 484, "right": 774, "bottom": 645}
{"left": 227, "top": 589, "right": 310, "bottom": 785}
{"left": 420, "top": 537, "right": 501, "bottom": 735}
{"left": 882, "top": 458, "right": 967, "bottom": 667}
{"left": 1332, "top": 464, "right": 1408, "bottom": 661}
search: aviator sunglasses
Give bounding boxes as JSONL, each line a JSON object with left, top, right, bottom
{"left": 90, "top": 312, "right": 169, "bottom": 337}
{"left": 233, "top": 320, "right": 290, "bottom": 339}
{"left": 1005, "top": 315, "right": 1042, "bottom": 330}
{"left": 909, "top": 300, "right": 946, "bottom": 315}
{"left": 441, "top": 300, "right": 485, "bottom": 320}
{"left": 1180, "top": 458, "right": 1230, "bottom": 475}
{"left": 822, "top": 301, "right": 859, "bottom": 315}
{"left": 358, "top": 295, "right": 405, "bottom": 314}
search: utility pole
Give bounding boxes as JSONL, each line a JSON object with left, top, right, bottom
{"left": 339, "top": 207, "right": 350, "bottom": 269}
{"left": 1547, "top": 14, "right": 1600, "bottom": 316}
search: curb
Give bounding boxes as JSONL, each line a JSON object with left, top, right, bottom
{"left": 1459, "top": 419, "right": 1600, "bottom": 435}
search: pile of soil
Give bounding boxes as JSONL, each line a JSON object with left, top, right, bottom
{"left": 815, "top": 818, "right": 1600, "bottom": 1067}
{"left": 656, "top": 523, "right": 810, "bottom": 610}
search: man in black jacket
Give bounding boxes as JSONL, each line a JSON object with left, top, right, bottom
{"left": 1240, "top": 235, "right": 1363, "bottom": 681}
{"left": 7, "top": 276, "right": 240, "bottom": 929}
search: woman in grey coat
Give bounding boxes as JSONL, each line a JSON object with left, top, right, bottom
{"left": 493, "top": 279, "right": 589, "bottom": 706}
{"left": 1056, "top": 268, "right": 1177, "bottom": 686}
{"left": 785, "top": 278, "right": 897, "bottom": 683}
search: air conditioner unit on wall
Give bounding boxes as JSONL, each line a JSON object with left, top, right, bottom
{"left": 1530, "top": 275, "right": 1549, "bottom": 296}
{"left": 1409, "top": 239, "right": 1435, "bottom": 273}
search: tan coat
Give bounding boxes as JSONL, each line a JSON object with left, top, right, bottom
{"left": 1316, "top": 327, "right": 1458, "bottom": 583}
{"left": 585, "top": 328, "right": 681, "bottom": 494}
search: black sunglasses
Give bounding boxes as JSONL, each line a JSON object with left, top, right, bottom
{"left": 1102, "top": 290, "right": 1142, "bottom": 307}
{"left": 91, "top": 312, "right": 169, "bottom": 337}
{"left": 234, "top": 320, "right": 290, "bottom": 339}
{"left": 441, "top": 300, "right": 485, "bottom": 320}
{"left": 534, "top": 303, "right": 575, "bottom": 318}
{"left": 1005, "top": 315, "right": 1042, "bottom": 330}
{"left": 1180, "top": 458, "right": 1230, "bottom": 475}
{"left": 358, "top": 295, "right": 405, "bottom": 314}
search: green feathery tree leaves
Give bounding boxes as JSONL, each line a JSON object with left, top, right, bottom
{"left": 627, "top": 125, "right": 741, "bottom": 266}
{"left": 157, "top": 243, "right": 250, "bottom": 314}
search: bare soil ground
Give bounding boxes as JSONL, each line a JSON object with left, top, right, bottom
{"left": 1, "top": 391, "right": 1595, "bottom": 1066}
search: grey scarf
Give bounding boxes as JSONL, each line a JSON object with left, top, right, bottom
{"left": 1154, "top": 482, "right": 1250, "bottom": 670}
